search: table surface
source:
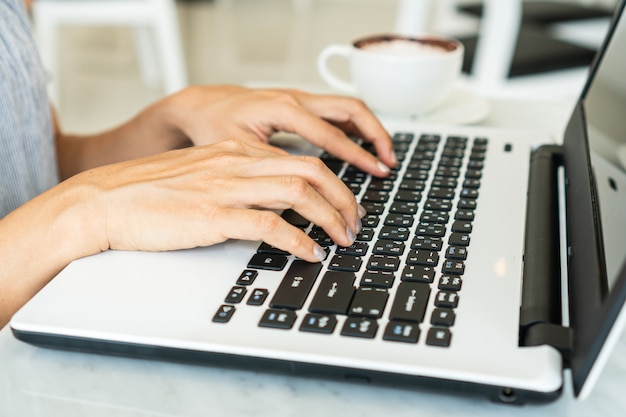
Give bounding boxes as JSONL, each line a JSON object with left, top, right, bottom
{"left": 3, "top": 96, "right": 623, "bottom": 417}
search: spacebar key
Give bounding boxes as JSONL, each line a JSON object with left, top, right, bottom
{"left": 270, "top": 260, "right": 322, "bottom": 310}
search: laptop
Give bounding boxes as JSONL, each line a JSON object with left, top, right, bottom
{"left": 10, "top": 1, "right": 626, "bottom": 405}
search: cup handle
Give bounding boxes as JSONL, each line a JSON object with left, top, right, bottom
{"left": 317, "top": 44, "right": 357, "bottom": 95}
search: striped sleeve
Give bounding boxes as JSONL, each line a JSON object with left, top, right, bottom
{"left": 0, "top": 0, "right": 59, "bottom": 218}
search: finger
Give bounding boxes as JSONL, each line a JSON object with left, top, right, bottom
{"left": 268, "top": 101, "right": 392, "bottom": 177}
{"left": 216, "top": 208, "right": 326, "bottom": 263}
{"left": 276, "top": 91, "right": 397, "bottom": 169}
{"left": 225, "top": 155, "right": 360, "bottom": 234}
{"left": 211, "top": 176, "right": 356, "bottom": 247}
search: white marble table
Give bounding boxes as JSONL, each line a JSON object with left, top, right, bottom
{"left": 3, "top": 96, "right": 621, "bottom": 416}
{"left": 1, "top": 325, "right": 625, "bottom": 417}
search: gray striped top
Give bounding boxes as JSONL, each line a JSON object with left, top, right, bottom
{"left": 0, "top": 0, "right": 59, "bottom": 218}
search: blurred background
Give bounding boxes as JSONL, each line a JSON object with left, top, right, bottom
{"left": 26, "top": 0, "right": 619, "bottom": 134}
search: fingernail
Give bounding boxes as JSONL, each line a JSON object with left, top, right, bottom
{"left": 390, "top": 150, "right": 398, "bottom": 166}
{"left": 377, "top": 160, "right": 390, "bottom": 174}
{"left": 358, "top": 204, "right": 367, "bottom": 218}
{"left": 356, "top": 217, "right": 362, "bottom": 234}
{"left": 346, "top": 226, "right": 356, "bottom": 245}
{"left": 313, "top": 244, "right": 327, "bottom": 262}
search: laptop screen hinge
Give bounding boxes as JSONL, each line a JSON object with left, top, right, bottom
{"left": 521, "top": 323, "right": 574, "bottom": 367}
{"left": 519, "top": 145, "right": 569, "bottom": 361}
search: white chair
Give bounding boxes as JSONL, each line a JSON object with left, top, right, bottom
{"left": 395, "top": 0, "right": 523, "bottom": 95}
{"left": 394, "top": 0, "right": 611, "bottom": 99}
{"left": 31, "top": 0, "right": 188, "bottom": 105}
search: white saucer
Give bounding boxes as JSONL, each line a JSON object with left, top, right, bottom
{"left": 381, "top": 87, "right": 491, "bottom": 126}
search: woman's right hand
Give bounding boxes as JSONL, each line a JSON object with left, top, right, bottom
{"left": 74, "top": 139, "right": 364, "bottom": 263}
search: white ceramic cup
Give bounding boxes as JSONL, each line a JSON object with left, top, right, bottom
{"left": 317, "top": 34, "right": 464, "bottom": 117}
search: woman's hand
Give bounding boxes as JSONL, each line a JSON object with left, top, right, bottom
{"left": 79, "top": 139, "right": 364, "bottom": 262}
{"left": 149, "top": 85, "right": 397, "bottom": 176}
{"left": 0, "top": 139, "right": 366, "bottom": 327}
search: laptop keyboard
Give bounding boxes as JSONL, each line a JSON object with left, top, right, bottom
{"left": 213, "top": 132, "right": 487, "bottom": 347}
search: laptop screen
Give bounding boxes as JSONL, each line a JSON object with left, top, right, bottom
{"left": 565, "top": 0, "right": 626, "bottom": 396}
{"left": 584, "top": 11, "right": 626, "bottom": 292}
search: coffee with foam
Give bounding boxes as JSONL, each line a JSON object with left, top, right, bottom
{"left": 359, "top": 39, "right": 451, "bottom": 57}
{"left": 318, "top": 33, "right": 463, "bottom": 116}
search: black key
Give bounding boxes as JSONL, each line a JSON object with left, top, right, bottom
{"left": 438, "top": 157, "right": 463, "bottom": 168}
{"left": 362, "top": 215, "right": 380, "bottom": 228}
{"left": 431, "top": 308, "right": 456, "bottom": 327}
{"left": 406, "top": 160, "right": 432, "bottom": 172}
{"left": 348, "top": 287, "right": 388, "bottom": 318}
{"left": 442, "top": 260, "right": 465, "bottom": 275}
{"left": 394, "top": 190, "right": 422, "bottom": 202}
{"left": 299, "top": 313, "right": 337, "bottom": 334}
{"left": 415, "top": 223, "right": 446, "bottom": 237}
{"left": 399, "top": 179, "right": 426, "bottom": 191}
{"left": 389, "top": 201, "right": 418, "bottom": 214}
{"left": 328, "top": 255, "right": 363, "bottom": 272}
{"left": 454, "top": 209, "right": 475, "bottom": 221}
{"left": 212, "top": 305, "right": 236, "bottom": 323}
{"left": 389, "top": 282, "right": 430, "bottom": 323}
{"left": 257, "top": 242, "right": 290, "bottom": 256}
{"left": 259, "top": 309, "right": 297, "bottom": 329}
{"left": 309, "top": 271, "right": 356, "bottom": 315}
{"left": 463, "top": 178, "right": 481, "bottom": 189}
{"left": 464, "top": 169, "right": 483, "bottom": 179}
{"left": 357, "top": 228, "right": 375, "bottom": 242}
{"left": 225, "top": 286, "right": 247, "bottom": 304}
{"left": 441, "top": 148, "right": 465, "bottom": 158}
{"left": 309, "top": 228, "right": 334, "bottom": 247}
{"left": 367, "top": 255, "right": 400, "bottom": 272}
{"left": 270, "top": 260, "right": 322, "bottom": 310}
{"left": 460, "top": 188, "right": 479, "bottom": 199}
{"left": 247, "top": 288, "right": 269, "bottom": 306}
{"left": 435, "top": 167, "right": 460, "bottom": 178}
{"left": 420, "top": 210, "right": 449, "bottom": 224}
{"left": 451, "top": 220, "right": 473, "bottom": 233}
{"left": 428, "top": 187, "right": 455, "bottom": 200}
{"left": 393, "top": 132, "right": 415, "bottom": 142}
{"left": 373, "top": 240, "right": 406, "bottom": 256}
{"left": 362, "top": 190, "right": 390, "bottom": 203}
{"left": 406, "top": 249, "right": 440, "bottom": 266}
{"left": 457, "top": 198, "right": 477, "bottom": 210}
{"left": 236, "top": 269, "right": 258, "bottom": 286}
{"left": 367, "top": 179, "right": 394, "bottom": 192}
{"left": 383, "top": 321, "right": 420, "bottom": 343}
{"left": 470, "top": 151, "right": 486, "bottom": 161}
{"left": 361, "top": 201, "right": 385, "bottom": 215}
{"left": 439, "top": 275, "right": 462, "bottom": 291}
{"left": 384, "top": 214, "right": 414, "bottom": 227}
{"left": 411, "top": 150, "right": 436, "bottom": 161}
{"left": 341, "top": 317, "right": 378, "bottom": 339}
{"left": 247, "top": 253, "right": 288, "bottom": 271}
{"left": 411, "top": 235, "right": 443, "bottom": 251}
{"left": 435, "top": 291, "right": 460, "bottom": 308}
{"left": 449, "top": 233, "right": 470, "bottom": 247}
{"left": 336, "top": 242, "right": 369, "bottom": 256}
{"left": 431, "top": 177, "right": 457, "bottom": 188}
{"left": 378, "top": 226, "right": 410, "bottom": 241}
{"left": 401, "top": 264, "right": 436, "bottom": 283}
{"left": 468, "top": 160, "right": 484, "bottom": 170}
{"left": 360, "top": 270, "right": 395, "bottom": 288}
{"left": 446, "top": 246, "right": 468, "bottom": 260}
{"left": 423, "top": 199, "right": 452, "bottom": 212}
{"left": 281, "top": 209, "right": 310, "bottom": 228}
{"left": 427, "top": 327, "right": 452, "bottom": 347}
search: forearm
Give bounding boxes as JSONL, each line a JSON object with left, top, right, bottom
{"left": 55, "top": 96, "right": 192, "bottom": 180}
{"left": 0, "top": 178, "right": 104, "bottom": 328}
